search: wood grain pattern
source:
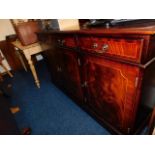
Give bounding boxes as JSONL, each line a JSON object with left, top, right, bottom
{"left": 82, "top": 55, "right": 141, "bottom": 133}
{"left": 38, "top": 31, "right": 154, "bottom": 64}
{"left": 37, "top": 25, "right": 155, "bottom": 134}
{"left": 56, "top": 35, "right": 77, "bottom": 48}
{"left": 79, "top": 36, "right": 144, "bottom": 62}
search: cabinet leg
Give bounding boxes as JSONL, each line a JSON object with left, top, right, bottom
{"left": 26, "top": 55, "right": 40, "bottom": 88}
{"left": 148, "top": 107, "right": 155, "bottom": 134}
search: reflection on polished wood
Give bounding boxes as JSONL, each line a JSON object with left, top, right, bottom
{"left": 37, "top": 24, "right": 155, "bottom": 134}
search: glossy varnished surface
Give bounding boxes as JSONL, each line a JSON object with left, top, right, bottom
{"left": 39, "top": 25, "right": 155, "bottom": 35}
{"left": 38, "top": 24, "right": 155, "bottom": 134}
{"left": 60, "top": 49, "right": 83, "bottom": 102}
{"left": 81, "top": 55, "right": 141, "bottom": 133}
{"left": 38, "top": 26, "right": 155, "bottom": 64}
{"left": 78, "top": 35, "right": 144, "bottom": 63}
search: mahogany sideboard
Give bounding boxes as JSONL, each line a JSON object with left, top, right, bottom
{"left": 37, "top": 25, "right": 155, "bottom": 134}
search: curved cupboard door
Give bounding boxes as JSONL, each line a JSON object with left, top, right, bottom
{"left": 43, "top": 47, "right": 65, "bottom": 88}
{"left": 82, "top": 55, "right": 142, "bottom": 133}
{"left": 61, "top": 49, "right": 83, "bottom": 102}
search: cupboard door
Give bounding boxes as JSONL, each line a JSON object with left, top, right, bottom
{"left": 60, "top": 49, "right": 83, "bottom": 102}
{"left": 82, "top": 55, "right": 141, "bottom": 133}
{"left": 44, "top": 48, "right": 64, "bottom": 87}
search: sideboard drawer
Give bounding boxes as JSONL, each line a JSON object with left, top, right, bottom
{"left": 79, "top": 36, "right": 144, "bottom": 62}
{"left": 56, "top": 36, "right": 77, "bottom": 48}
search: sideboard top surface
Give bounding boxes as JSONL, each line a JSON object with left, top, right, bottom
{"left": 38, "top": 25, "right": 155, "bottom": 35}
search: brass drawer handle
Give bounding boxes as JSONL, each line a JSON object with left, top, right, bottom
{"left": 95, "top": 44, "right": 109, "bottom": 54}
{"left": 92, "top": 43, "right": 98, "bottom": 48}
{"left": 58, "top": 39, "right": 65, "bottom": 46}
{"left": 57, "top": 39, "right": 61, "bottom": 44}
{"left": 102, "top": 44, "right": 109, "bottom": 51}
{"left": 61, "top": 40, "right": 65, "bottom": 45}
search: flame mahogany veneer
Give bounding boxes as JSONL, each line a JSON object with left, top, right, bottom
{"left": 37, "top": 25, "right": 155, "bottom": 134}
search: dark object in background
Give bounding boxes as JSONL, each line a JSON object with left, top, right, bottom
{"left": 0, "top": 34, "right": 24, "bottom": 72}
{"left": 38, "top": 19, "right": 60, "bottom": 31}
{"left": 83, "top": 19, "right": 155, "bottom": 28}
{"left": 50, "top": 19, "right": 60, "bottom": 30}
{"left": 0, "top": 93, "right": 32, "bottom": 135}
{"left": 15, "top": 21, "right": 41, "bottom": 46}
{"left": 5, "top": 34, "right": 17, "bottom": 41}
{"left": 0, "top": 80, "right": 20, "bottom": 134}
{"left": 147, "top": 107, "right": 155, "bottom": 134}
{"left": 5, "top": 34, "right": 23, "bottom": 71}
{"left": 0, "top": 79, "right": 31, "bottom": 135}
{"left": 0, "top": 95, "right": 20, "bottom": 134}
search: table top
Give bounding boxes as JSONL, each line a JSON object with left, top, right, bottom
{"left": 12, "top": 40, "right": 42, "bottom": 50}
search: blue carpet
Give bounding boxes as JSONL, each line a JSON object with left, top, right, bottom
{"left": 9, "top": 60, "right": 110, "bottom": 135}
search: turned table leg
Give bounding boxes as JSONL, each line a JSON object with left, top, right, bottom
{"left": 0, "top": 62, "right": 13, "bottom": 78}
{"left": 16, "top": 50, "right": 28, "bottom": 72}
{"left": 25, "top": 54, "right": 40, "bottom": 88}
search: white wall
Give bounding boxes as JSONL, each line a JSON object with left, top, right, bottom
{"left": 0, "top": 19, "right": 15, "bottom": 41}
{"left": 0, "top": 19, "right": 15, "bottom": 73}
{"left": 58, "top": 19, "right": 80, "bottom": 30}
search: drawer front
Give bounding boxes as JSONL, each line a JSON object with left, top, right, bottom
{"left": 56, "top": 36, "right": 77, "bottom": 48}
{"left": 79, "top": 36, "right": 144, "bottom": 62}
